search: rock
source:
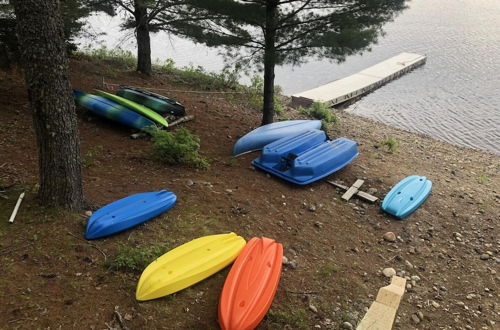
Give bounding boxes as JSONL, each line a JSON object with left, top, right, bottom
{"left": 411, "top": 314, "right": 421, "bottom": 324}
{"left": 367, "top": 187, "right": 378, "bottom": 195}
{"left": 124, "top": 313, "right": 133, "bottom": 321}
{"left": 382, "top": 268, "right": 396, "bottom": 278}
{"left": 225, "top": 189, "right": 233, "bottom": 194}
{"left": 314, "top": 222, "right": 323, "bottom": 228}
{"left": 341, "top": 322, "right": 354, "bottom": 330}
{"left": 309, "top": 304, "right": 318, "bottom": 313}
{"left": 405, "top": 260, "right": 414, "bottom": 269}
{"left": 383, "top": 232, "right": 397, "bottom": 242}
{"left": 84, "top": 210, "right": 92, "bottom": 217}
{"left": 417, "top": 311, "right": 424, "bottom": 320}
{"left": 411, "top": 275, "right": 421, "bottom": 282}
{"left": 480, "top": 254, "right": 490, "bottom": 260}
{"left": 431, "top": 301, "right": 440, "bottom": 308}
{"left": 282, "top": 256, "right": 289, "bottom": 264}
{"left": 186, "top": 179, "right": 194, "bottom": 186}
{"left": 308, "top": 205, "right": 316, "bottom": 212}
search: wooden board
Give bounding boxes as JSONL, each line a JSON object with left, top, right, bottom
{"left": 327, "top": 181, "right": 378, "bottom": 203}
{"left": 341, "top": 179, "right": 364, "bottom": 201}
{"left": 357, "top": 276, "right": 406, "bottom": 330}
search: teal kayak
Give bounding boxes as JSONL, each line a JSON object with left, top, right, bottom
{"left": 117, "top": 86, "right": 186, "bottom": 117}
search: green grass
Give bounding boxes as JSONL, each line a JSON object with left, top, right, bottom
{"left": 248, "top": 76, "right": 285, "bottom": 115}
{"left": 479, "top": 174, "right": 489, "bottom": 184}
{"left": 266, "top": 308, "right": 309, "bottom": 329}
{"left": 104, "top": 243, "right": 170, "bottom": 273}
{"left": 379, "top": 137, "right": 399, "bottom": 153}
{"left": 317, "top": 263, "right": 341, "bottom": 277}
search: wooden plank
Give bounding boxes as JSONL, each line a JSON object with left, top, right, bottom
{"left": 327, "top": 181, "right": 378, "bottom": 203}
{"left": 341, "top": 179, "right": 364, "bottom": 201}
{"left": 357, "top": 276, "right": 406, "bottom": 330}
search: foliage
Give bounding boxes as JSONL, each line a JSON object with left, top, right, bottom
{"left": 146, "top": 127, "right": 209, "bottom": 168}
{"left": 1, "top": 0, "right": 112, "bottom": 68}
{"left": 155, "top": 61, "right": 242, "bottom": 90}
{"left": 248, "top": 76, "right": 284, "bottom": 115}
{"left": 105, "top": 244, "right": 169, "bottom": 273}
{"left": 299, "top": 102, "right": 338, "bottom": 124}
{"left": 379, "top": 137, "right": 399, "bottom": 153}
{"left": 74, "top": 45, "right": 136, "bottom": 68}
{"left": 173, "top": 0, "right": 408, "bottom": 124}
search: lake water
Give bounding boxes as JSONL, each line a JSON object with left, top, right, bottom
{"left": 80, "top": 0, "right": 500, "bottom": 155}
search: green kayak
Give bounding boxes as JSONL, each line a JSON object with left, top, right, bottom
{"left": 93, "top": 90, "right": 168, "bottom": 128}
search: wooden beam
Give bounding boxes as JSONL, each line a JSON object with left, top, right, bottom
{"left": 327, "top": 181, "right": 378, "bottom": 203}
{"left": 357, "top": 276, "right": 406, "bottom": 330}
{"left": 341, "top": 179, "right": 364, "bottom": 201}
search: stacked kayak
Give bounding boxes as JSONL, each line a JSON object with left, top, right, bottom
{"left": 93, "top": 89, "right": 169, "bottom": 127}
{"left": 117, "top": 85, "right": 186, "bottom": 117}
{"left": 252, "top": 129, "right": 358, "bottom": 185}
{"left": 73, "top": 90, "right": 156, "bottom": 131}
{"left": 233, "top": 120, "right": 322, "bottom": 156}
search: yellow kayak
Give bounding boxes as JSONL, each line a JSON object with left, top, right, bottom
{"left": 136, "top": 233, "right": 246, "bottom": 301}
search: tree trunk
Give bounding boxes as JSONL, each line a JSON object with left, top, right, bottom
{"left": 13, "top": 0, "right": 84, "bottom": 210}
{"left": 261, "top": 1, "right": 278, "bottom": 125}
{"left": 135, "top": 0, "right": 152, "bottom": 75}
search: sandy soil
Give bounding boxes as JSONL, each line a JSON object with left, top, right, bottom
{"left": 0, "top": 58, "right": 498, "bottom": 329}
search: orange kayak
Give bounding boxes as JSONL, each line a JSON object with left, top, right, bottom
{"left": 219, "top": 237, "right": 283, "bottom": 330}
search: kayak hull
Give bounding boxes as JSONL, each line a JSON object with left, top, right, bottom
{"left": 233, "top": 120, "right": 322, "bottom": 156}
{"left": 85, "top": 190, "right": 176, "bottom": 239}
{"left": 73, "top": 90, "right": 156, "bottom": 131}
{"left": 252, "top": 130, "right": 358, "bottom": 185}
{"left": 381, "top": 175, "right": 432, "bottom": 219}
{"left": 136, "top": 233, "right": 246, "bottom": 301}
{"left": 117, "top": 86, "right": 185, "bottom": 117}
{"left": 93, "top": 89, "right": 168, "bottom": 127}
{"left": 219, "top": 237, "right": 283, "bottom": 330}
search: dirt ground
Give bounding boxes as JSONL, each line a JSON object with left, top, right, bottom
{"left": 0, "top": 58, "right": 498, "bottom": 330}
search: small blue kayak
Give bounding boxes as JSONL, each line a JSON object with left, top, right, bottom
{"left": 85, "top": 190, "right": 177, "bottom": 239}
{"left": 252, "top": 130, "right": 358, "bottom": 185}
{"left": 381, "top": 175, "right": 432, "bottom": 219}
{"left": 233, "top": 120, "right": 322, "bottom": 156}
{"left": 73, "top": 90, "right": 156, "bottom": 131}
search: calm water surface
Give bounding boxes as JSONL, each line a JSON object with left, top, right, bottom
{"left": 81, "top": 0, "right": 500, "bottom": 154}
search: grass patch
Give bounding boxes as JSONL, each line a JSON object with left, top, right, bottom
{"left": 299, "top": 102, "right": 338, "bottom": 124}
{"left": 266, "top": 307, "right": 309, "bottom": 329}
{"left": 82, "top": 145, "right": 103, "bottom": 168}
{"left": 146, "top": 127, "right": 209, "bottom": 168}
{"left": 379, "top": 137, "right": 399, "bottom": 153}
{"left": 479, "top": 174, "right": 489, "bottom": 184}
{"left": 155, "top": 60, "right": 242, "bottom": 91}
{"left": 317, "top": 263, "right": 341, "bottom": 277}
{"left": 74, "top": 45, "right": 135, "bottom": 70}
{"left": 105, "top": 243, "right": 170, "bottom": 273}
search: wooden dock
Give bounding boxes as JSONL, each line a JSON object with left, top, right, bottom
{"left": 291, "top": 52, "right": 426, "bottom": 107}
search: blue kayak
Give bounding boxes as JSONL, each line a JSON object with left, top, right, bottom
{"left": 252, "top": 130, "right": 358, "bottom": 185}
{"left": 73, "top": 90, "right": 156, "bottom": 131}
{"left": 85, "top": 190, "right": 177, "bottom": 239}
{"left": 381, "top": 175, "right": 432, "bottom": 219}
{"left": 233, "top": 120, "right": 322, "bottom": 156}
